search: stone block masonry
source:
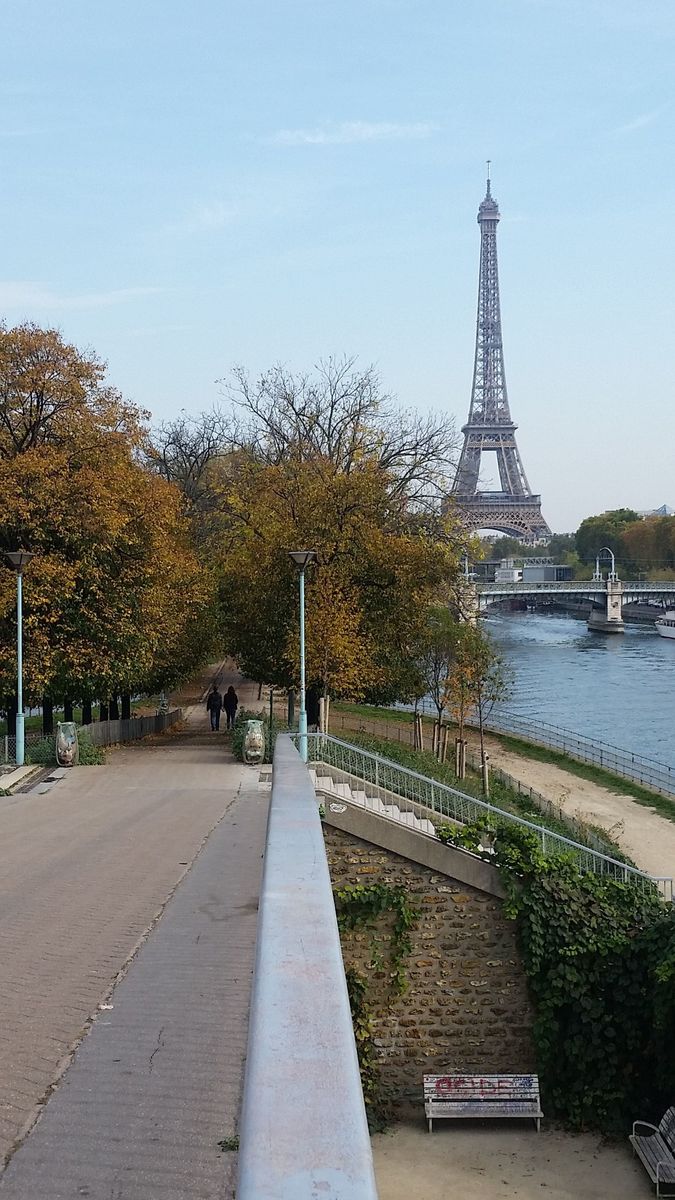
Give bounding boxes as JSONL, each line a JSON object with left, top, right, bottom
{"left": 323, "top": 825, "right": 536, "bottom": 1117}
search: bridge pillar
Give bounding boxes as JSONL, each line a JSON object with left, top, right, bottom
{"left": 587, "top": 578, "right": 624, "bottom": 634}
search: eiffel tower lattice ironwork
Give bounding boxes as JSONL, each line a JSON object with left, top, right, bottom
{"left": 451, "top": 172, "right": 550, "bottom": 542}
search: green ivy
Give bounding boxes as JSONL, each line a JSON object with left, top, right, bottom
{"left": 344, "top": 966, "right": 384, "bottom": 1127}
{"left": 334, "top": 882, "right": 419, "bottom": 995}
{"left": 436, "top": 818, "right": 675, "bottom": 1132}
{"left": 335, "top": 883, "right": 420, "bottom": 1129}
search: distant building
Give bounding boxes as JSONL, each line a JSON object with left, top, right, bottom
{"left": 522, "top": 564, "right": 573, "bottom": 582}
{"left": 638, "top": 504, "right": 674, "bottom": 517}
{"left": 495, "top": 561, "right": 523, "bottom": 583}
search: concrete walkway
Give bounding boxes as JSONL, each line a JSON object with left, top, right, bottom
{"left": 0, "top": 668, "right": 268, "bottom": 1198}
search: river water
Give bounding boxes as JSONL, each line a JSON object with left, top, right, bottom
{"left": 485, "top": 611, "right": 675, "bottom": 770}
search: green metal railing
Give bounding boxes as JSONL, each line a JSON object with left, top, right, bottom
{"left": 302, "top": 733, "right": 673, "bottom": 903}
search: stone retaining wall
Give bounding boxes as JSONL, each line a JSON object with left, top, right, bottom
{"left": 323, "top": 824, "right": 536, "bottom": 1116}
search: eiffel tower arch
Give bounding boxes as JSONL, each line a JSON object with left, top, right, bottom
{"left": 451, "top": 173, "right": 550, "bottom": 543}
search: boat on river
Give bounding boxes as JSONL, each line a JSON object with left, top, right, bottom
{"left": 655, "top": 611, "right": 675, "bottom": 639}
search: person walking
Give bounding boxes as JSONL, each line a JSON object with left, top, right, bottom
{"left": 223, "top": 685, "right": 239, "bottom": 730}
{"left": 206, "top": 684, "right": 223, "bottom": 731}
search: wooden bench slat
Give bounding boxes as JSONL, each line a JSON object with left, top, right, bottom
{"left": 630, "top": 1109, "right": 675, "bottom": 1197}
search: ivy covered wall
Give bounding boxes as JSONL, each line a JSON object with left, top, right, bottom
{"left": 323, "top": 825, "right": 535, "bottom": 1119}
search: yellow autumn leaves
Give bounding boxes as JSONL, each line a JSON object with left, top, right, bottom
{"left": 0, "top": 323, "right": 214, "bottom": 706}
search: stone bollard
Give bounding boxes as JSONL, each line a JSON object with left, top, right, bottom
{"left": 243, "top": 719, "right": 265, "bottom": 766}
{"left": 56, "top": 721, "right": 79, "bottom": 767}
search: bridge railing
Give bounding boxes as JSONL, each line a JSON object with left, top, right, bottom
{"left": 304, "top": 734, "right": 672, "bottom": 902}
{"left": 237, "top": 734, "right": 378, "bottom": 1200}
{"left": 477, "top": 579, "right": 675, "bottom": 594}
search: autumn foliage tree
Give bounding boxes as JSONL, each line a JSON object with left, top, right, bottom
{"left": 0, "top": 322, "right": 215, "bottom": 722}
{"left": 152, "top": 358, "right": 467, "bottom": 703}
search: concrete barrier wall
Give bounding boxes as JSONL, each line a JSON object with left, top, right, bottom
{"left": 237, "top": 734, "right": 378, "bottom": 1200}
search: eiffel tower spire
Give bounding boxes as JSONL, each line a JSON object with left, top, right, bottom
{"left": 452, "top": 173, "right": 550, "bottom": 542}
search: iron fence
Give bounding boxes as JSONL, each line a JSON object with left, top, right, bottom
{"left": 408, "top": 699, "right": 675, "bottom": 799}
{"left": 0, "top": 710, "right": 182, "bottom": 768}
{"left": 303, "top": 733, "right": 672, "bottom": 902}
{"left": 479, "top": 709, "right": 675, "bottom": 798}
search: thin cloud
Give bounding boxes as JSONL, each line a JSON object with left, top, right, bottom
{"left": 614, "top": 108, "right": 666, "bottom": 135}
{"left": 0, "top": 282, "right": 163, "bottom": 312}
{"left": 272, "top": 120, "right": 439, "bottom": 146}
{"left": 162, "top": 201, "right": 236, "bottom": 236}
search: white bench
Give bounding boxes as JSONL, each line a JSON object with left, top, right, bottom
{"left": 423, "top": 1073, "right": 543, "bottom": 1132}
{"left": 630, "top": 1107, "right": 675, "bottom": 1198}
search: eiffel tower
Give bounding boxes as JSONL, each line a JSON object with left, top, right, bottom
{"left": 451, "top": 170, "right": 550, "bottom": 542}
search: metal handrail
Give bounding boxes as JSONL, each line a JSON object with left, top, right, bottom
{"left": 237, "top": 735, "right": 379, "bottom": 1200}
{"left": 303, "top": 733, "right": 672, "bottom": 902}
{"left": 475, "top": 709, "right": 675, "bottom": 797}
{"left": 406, "top": 698, "right": 675, "bottom": 798}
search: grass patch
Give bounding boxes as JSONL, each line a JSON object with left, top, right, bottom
{"left": 217, "top": 1135, "right": 239, "bottom": 1152}
{"left": 332, "top": 701, "right": 414, "bottom": 725}
{"left": 24, "top": 728, "right": 105, "bottom": 767}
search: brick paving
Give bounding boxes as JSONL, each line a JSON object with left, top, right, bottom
{"left": 0, "top": 671, "right": 268, "bottom": 1197}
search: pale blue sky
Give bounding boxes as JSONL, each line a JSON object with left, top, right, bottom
{"left": 2, "top": 0, "right": 674, "bottom": 530}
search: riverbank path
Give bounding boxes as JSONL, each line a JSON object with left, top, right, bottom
{"left": 0, "top": 664, "right": 266, "bottom": 1199}
{"left": 330, "top": 709, "right": 675, "bottom": 880}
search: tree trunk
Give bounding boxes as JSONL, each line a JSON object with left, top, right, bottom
{"left": 6, "top": 696, "right": 17, "bottom": 738}
{"left": 109, "top": 697, "right": 120, "bottom": 721}
{"left": 121, "top": 694, "right": 131, "bottom": 720}
{"left": 99, "top": 701, "right": 109, "bottom": 722}
{"left": 42, "top": 695, "right": 54, "bottom": 736}
{"left": 81, "top": 697, "right": 92, "bottom": 725}
{"left": 287, "top": 689, "right": 295, "bottom": 726}
{"left": 64, "top": 698, "right": 74, "bottom": 722}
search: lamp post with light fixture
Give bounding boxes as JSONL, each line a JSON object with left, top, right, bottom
{"left": 288, "top": 550, "right": 317, "bottom": 763}
{"left": 5, "top": 551, "right": 35, "bottom": 767}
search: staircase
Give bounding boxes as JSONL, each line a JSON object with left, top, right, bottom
{"left": 309, "top": 766, "right": 439, "bottom": 838}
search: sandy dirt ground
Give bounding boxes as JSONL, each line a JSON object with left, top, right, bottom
{"left": 372, "top": 1122, "right": 650, "bottom": 1200}
{"left": 476, "top": 731, "right": 675, "bottom": 881}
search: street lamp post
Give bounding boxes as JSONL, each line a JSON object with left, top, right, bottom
{"left": 288, "top": 550, "right": 317, "bottom": 763}
{"left": 5, "top": 551, "right": 35, "bottom": 767}
{"left": 593, "top": 546, "right": 618, "bottom": 582}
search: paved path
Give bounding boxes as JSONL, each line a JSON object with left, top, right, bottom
{"left": 0, "top": 670, "right": 267, "bottom": 1197}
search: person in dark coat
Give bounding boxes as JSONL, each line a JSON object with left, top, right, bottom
{"left": 206, "top": 684, "right": 223, "bottom": 731}
{"left": 223, "top": 685, "right": 238, "bottom": 730}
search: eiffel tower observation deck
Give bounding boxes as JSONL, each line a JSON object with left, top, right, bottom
{"left": 451, "top": 171, "right": 551, "bottom": 542}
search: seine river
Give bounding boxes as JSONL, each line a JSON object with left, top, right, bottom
{"left": 485, "top": 611, "right": 675, "bottom": 770}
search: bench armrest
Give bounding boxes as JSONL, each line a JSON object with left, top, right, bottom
{"left": 633, "top": 1120, "right": 659, "bottom": 1136}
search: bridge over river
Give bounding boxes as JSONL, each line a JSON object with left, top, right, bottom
{"left": 476, "top": 579, "right": 675, "bottom": 633}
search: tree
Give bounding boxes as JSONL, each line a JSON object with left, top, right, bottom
{"left": 416, "top": 607, "right": 461, "bottom": 736}
{"left": 149, "top": 360, "right": 468, "bottom": 705}
{"left": 575, "top": 509, "right": 640, "bottom": 568}
{"left": 444, "top": 626, "right": 510, "bottom": 792}
{"left": 0, "top": 323, "right": 214, "bottom": 715}
{"left": 221, "top": 357, "right": 459, "bottom": 511}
